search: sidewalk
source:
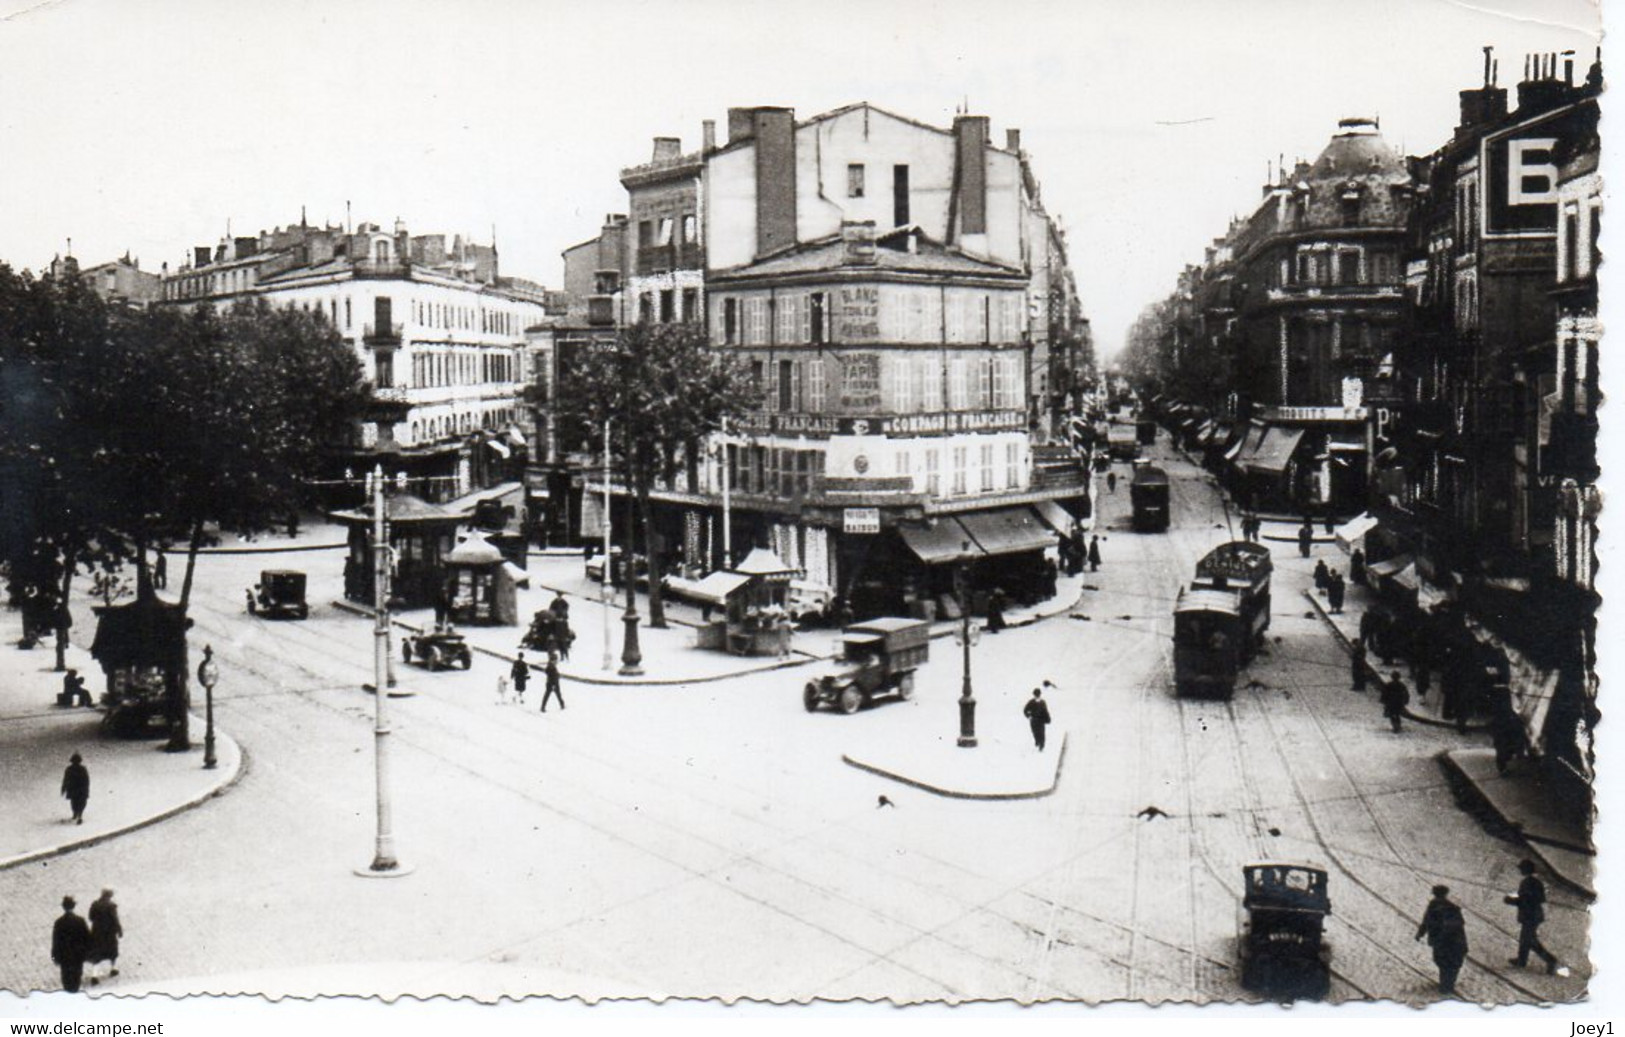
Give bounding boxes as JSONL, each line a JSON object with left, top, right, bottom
{"left": 843, "top": 732, "right": 1067, "bottom": 800}
{"left": 1290, "top": 529, "right": 1595, "bottom": 897}
{"left": 0, "top": 608, "right": 241, "bottom": 870}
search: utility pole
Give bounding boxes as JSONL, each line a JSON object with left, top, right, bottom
{"left": 357, "top": 465, "right": 411, "bottom": 878}
{"left": 602, "top": 418, "right": 613, "bottom": 672}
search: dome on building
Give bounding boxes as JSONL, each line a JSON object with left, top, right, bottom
{"left": 1290, "top": 117, "right": 1412, "bottom": 230}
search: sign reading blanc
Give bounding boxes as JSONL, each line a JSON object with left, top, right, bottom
{"left": 839, "top": 353, "right": 882, "bottom": 410}
{"left": 1483, "top": 103, "right": 1590, "bottom": 236}
{"left": 836, "top": 286, "right": 881, "bottom": 343}
{"left": 843, "top": 507, "right": 881, "bottom": 534}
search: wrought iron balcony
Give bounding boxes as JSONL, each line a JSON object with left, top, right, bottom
{"left": 364, "top": 322, "right": 403, "bottom": 345}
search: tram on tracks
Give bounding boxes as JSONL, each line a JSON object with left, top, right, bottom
{"left": 1173, "top": 540, "right": 1272, "bottom": 698}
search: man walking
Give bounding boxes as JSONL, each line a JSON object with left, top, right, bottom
{"left": 1415, "top": 885, "right": 1468, "bottom": 996}
{"left": 539, "top": 651, "right": 565, "bottom": 712}
{"left": 1379, "top": 672, "right": 1409, "bottom": 733}
{"left": 1327, "top": 570, "right": 1346, "bottom": 614}
{"left": 510, "top": 651, "right": 530, "bottom": 706}
{"left": 1297, "top": 521, "right": 1313, "bottom": 559}
{"left": 1022, "top": 688, "right": 1052, "bottom": 751}
{"left": 1088, "top": 536, "right": 1102, "bottom": 573}
{"left": 154, "top": 552, "right": 167, "bottom": 590}
{"left": 1505, "top": 859, "right": 1562, "bottom": 974}
{"left": 51, "top": 896, "right": 91, "bottom": 993}
{"left": 1350, "top": 641, "right": 1368, "bottom": 691}
{"left": 61, "top": 753, "right": 89, "bottom": 824}
{"left": 1106, "top": 470, "right": 1117, "bottom": 495}
{"left": 86, "top": 889, "right": 122, "bottom": 985}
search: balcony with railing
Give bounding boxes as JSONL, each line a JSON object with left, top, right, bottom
{"left": 364, "top": 322, "right": 404, "bottom": 346}
{"left": 1265, "top": 283, "right": 1404, "bottom": 304}
{"left": 634, "top": 242, "right": 703, "bottom": 276}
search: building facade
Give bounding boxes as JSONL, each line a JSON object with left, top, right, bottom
{"left": 161, "top": 217, "right": 547, "bottom": 504}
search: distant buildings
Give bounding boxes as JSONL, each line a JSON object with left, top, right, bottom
{"left": 160, "top": 215, "right": 551, "bottom": 503}
{"left": 1128, "top": 48, "right": 1602, "bottom": 812}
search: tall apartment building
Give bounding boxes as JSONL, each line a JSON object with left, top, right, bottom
{"left": 161, "top": 216, "right": 546, "bottom": 503}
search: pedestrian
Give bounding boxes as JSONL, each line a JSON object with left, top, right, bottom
{"left": 510, "top": 651, "right": 530, "bottom": 705}
{"left": 539, "top": 651, "right": 565, "bottom": 712}
{"left": 1323, "top": 511, "right": 1335, "bottom": 535}
{"left": 287, "top": 511, "right": 300, "bottom": 539}
{"left": 1358, "top": 609, "right": 1377, "bottom": 651}
{"left": 495, "top": 674, "right": 509, "bottom": 705}
{"left": 1351, "top": 548, "right": 1367, "bottom": 586}
{"left": 549, "top": 591, "right": 570, "bottom": 622}
{"left": 433, "top": 585, "right": 452, "bottom": 633}
{"left": 1351, "top": 641, "right": 1368, "bottom": 691}
{"left": 1313, "top": 559, "right": 1331, "bottom": 595}
{"left": 1505, "top": 859, "right": 1562, "bottom": 974}
{"left": 1023, "top": 688, "right": 1052, "bottom": 751}
{"left": 1491, "top": 698, "right": 1527, "bottom": 776}
{"left": 51, "top": 896, "right": 91, "bottom": 994}
{"left": 153, "top": 552, "right": 167, "bottom": 590}
{"left": 1298, "top": 524, "right": 1313, "bottom": 559}
{"left": 1106, "top": 470, "right": 1117, "bottom": 494}
{"left": 61, "top": 752, "right": 89, "bottom": 824}
{"left": 1415, "top": 885, "right": 1468, "bottom": 996}
{"left": 1411, "top": 656, "right": 1431, "bottom": 702}
{"left": 85, "top": 889, "right": 122, "bottom": 986}
{"left": 60, "top": 669, "right": 92, "bottom": 708}
{"left": 986, "top": 588, "right": 1008, "bottom": 633}
{"left": 1380, "top": 671, "right": 1410, "bottom": 733}
{"left": 1088, "top": 535, "right": 1102, "bottom": 572}
{"left": 1327, "top": 571, "right": 1345, "bottom": 614}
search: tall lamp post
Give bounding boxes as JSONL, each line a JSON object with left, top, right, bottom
{"left": 602, "top": 418, "right": 614, "bottom": 672}
{"left": 955, "top": 544, "right": 979, "bottom": 748}
{"left": 618, "top": 421, "right": 643, "bottom": 676}
{"left": 197, "top": 645, "right": 218, "bottom": 770}
{"left": 357, "top": 465, "right": 411, "bottom": 878}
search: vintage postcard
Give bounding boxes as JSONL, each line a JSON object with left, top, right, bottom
{"left": 0, "top": 0, "right": 1612, "bottom": 1022}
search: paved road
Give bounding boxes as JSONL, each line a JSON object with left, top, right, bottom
{"left": 0, "top": 432, "right": 1589, "bottom": 1003}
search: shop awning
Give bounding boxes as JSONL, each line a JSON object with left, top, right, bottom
{"left": 502, "top": 561, "right": 531, "bottom": 588}
{"left": 958, "top": 507, "right": 1058, "bottom": 558}
{"left": 1392, "top": 563, "right": 1420, "bottom": 591}
{"left": 899, "top": 519, "right": 981, "bottom": 564}
{"left": 1032, "top": 500, "right": 1077, "bottom": 538}
{"left": 1366, "top": 553, "right": 1415, "bottom": 580}
{"left": 1228, "top": 423, "right": 1267, "bottom": 466}
{"left": 507, "top": 427, "right": 527, "bottom": 448}
{"left": 1245, "top": 427, "right": 1305, "bottom": 475}
{"left": 486, "top": 439, "right": 512, "bottom": 458}
{"left": 1334, "top": 512, "right": 1380, "bottom": 553}
{"left": 1328, "top": 434, "right": 1367, "bottom": 453}
{"left": 1194, "top": 420, "right": 1215, "bottom": 442}
{"left": 670, "top": 570, "right": 751, "bottom": 605}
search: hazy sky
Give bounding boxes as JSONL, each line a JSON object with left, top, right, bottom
{"left": 0, "top": 0, "right": 1603, "bottom": 358}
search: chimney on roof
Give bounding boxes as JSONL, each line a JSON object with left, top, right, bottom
{"left": 1516, "top": 52, "right": 1568, "bottom": 113}
{"left": 702, "top": 119, "right": 716, "bottom": 152}
{"left": 750, "top": 107, "right": 797, "bottom": 257}
{"left": 953, "top": 114, "right": 990, "bottom": 238}
{"left": 1006, "top": 128, "right": 1021, "bottom": 153}
{"left": 652, "top": 136, "right": 681, "bottom": 162}
{"left": 194, "top": 246, "right": 212, "bottom": 268}
{"left": 727, "top": 107, "right": 756, "bottom": 144}
{"left": 841, "top": 220, "right": 877, "bottom": 265}
{"left": 1564, "top": 49, "right": 1576, "bottom": 86}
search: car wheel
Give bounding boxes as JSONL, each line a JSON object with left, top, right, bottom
{"left": 803, "top": 682, "right": 821, "bottom": 712}
{"left": 425, "top": 646, "right": 442, "bottom": 671}
{"left": 459, "top": 652, "right": 472, "bottom": 670}
{"left": 838, "top": 686, "right": 862, "bottom": 714}
{"left": 898, "top": 673, "right": 915, "bottom": 700}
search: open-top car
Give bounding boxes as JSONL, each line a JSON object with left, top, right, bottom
{"left": 402, "top": 629, "right": 473, "bottom": 671}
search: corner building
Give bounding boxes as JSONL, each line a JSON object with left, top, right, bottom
{"left": 694, "top": 105, "right": 1086, "bottom": 617}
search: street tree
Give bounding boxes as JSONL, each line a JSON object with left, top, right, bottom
{"left": 551, "top": 321, "right": 755, "bottom": 628}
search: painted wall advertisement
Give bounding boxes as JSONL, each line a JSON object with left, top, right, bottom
{"left": 836, "top": 286, "right": 881, "bottom": 343}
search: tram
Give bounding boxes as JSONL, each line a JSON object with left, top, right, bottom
{"left": 1173, "top": 541, "right": 1272, "bottom": 698}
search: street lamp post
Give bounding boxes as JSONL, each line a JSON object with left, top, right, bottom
{"left": 357, "top": 464, "right": 411, "bottom": 878}
{"left": 618, "top": 422, "right": 643, "bottom": 677}
{"left": 602, "top": 418, "right": 614, "bottom": 672}
{"left": 197, "top": 645, "right": 218, "bottom": 770}
{"left": 956, "top": 546, "right": 978, "bottom": 748}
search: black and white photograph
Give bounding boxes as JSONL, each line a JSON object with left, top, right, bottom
{"left": 0, "top": 0, "right": 1615, "bottom": 1028}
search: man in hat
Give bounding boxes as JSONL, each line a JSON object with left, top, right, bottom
{"left": 539, "top": 651, "right": 565, "bottom": 713}
{"left": 510, "top": 651, "right": 530, "bottom": 706}
{"left": 1505, "top": 858, "right": 1562, "bottom": 975}
{"left": 1379, "top": 672, "right": 1409, "bottom": 733}
{"left": 1415, "top": 885, "right": 1468, "bottom": 995}
{"left": 51, "top": 895, "right": 91, "bottom": 993}
{"left": 61, "top": 753, "right": 89, "bottom": 824}
{"left": 1022, "top": 688, "right": 1052, "bottom": 751}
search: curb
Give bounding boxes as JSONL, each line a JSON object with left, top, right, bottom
{"left": 0, "top": 722, "right": 246, "bottom": 873}
{"left": 1435, "top": 751, "right": 1596, "bottom": 899}
{"left": 841, "top": 732, "right": 1068, "bottom": 801}
{"left": 160, "top": 543, "right": 346, "bottom": 556}
{"left": 1301, "top": 589, "right": 1489, "bottom": 733}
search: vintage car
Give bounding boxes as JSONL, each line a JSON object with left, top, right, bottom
{"left": 248, "top": 570, "right": 309, "bottom": 620}
{"left": 1239, "top": 862, "right": 1332, "bottom": 1000}
{"left": 401, "top": 630, "right": 473, "bottom": 671}
{"left": 803, "top": 617, "right": 930, "bottom": 714}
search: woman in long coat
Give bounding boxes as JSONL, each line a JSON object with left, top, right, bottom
{"left": 86, "top": 889, "right": 122, "bottom": 984}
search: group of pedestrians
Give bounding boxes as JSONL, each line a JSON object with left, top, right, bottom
{"left": 50, "top": 890, "right": 122, "bottom": 993}
{"left": 1414, "top": 858, "right": 1565, "bottom": 996}
{"left": 1238, "top": 514, "right": 1262, "bottom": 542}
{"left": 505, "top": 649, "right": 564, "bottom": 712}
{"left": 1312, "top": 559, "right": 1347, "bottom": 614}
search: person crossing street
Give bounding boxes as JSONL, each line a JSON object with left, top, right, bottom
{"left": 1415, "top": 885, "right": 1468, "bottom": 996}
{"left": 539, "top": 651, "right": 565, "bottom": 712}
{"left": 510, "top": 651, "right": 531, "bottom": 705}
{"left": 1505, "top": 859, "right": 1563, "bottom": 975}
{"left": 1022, "top": 688, "right": 1052, "bottom": 751}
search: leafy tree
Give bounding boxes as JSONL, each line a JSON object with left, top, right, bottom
{"left": 2, "top": 274, "right": 368, "bottom": 748}
{"left": 553, "top": 321, "right": 754, "bottom": 628}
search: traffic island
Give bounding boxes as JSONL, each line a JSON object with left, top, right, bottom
{"left": 842, "top": 732, "right": 1066, "bottom": 800}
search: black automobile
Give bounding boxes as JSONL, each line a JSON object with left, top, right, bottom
{"left": 248, "top": 570, "right": 309, "bottom": 620}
